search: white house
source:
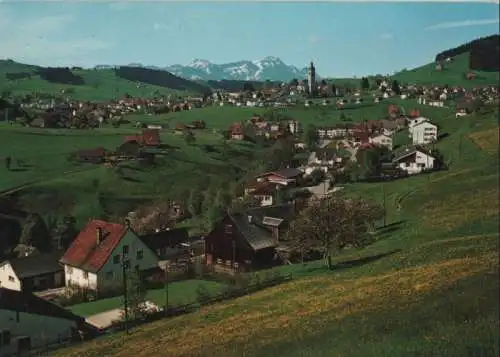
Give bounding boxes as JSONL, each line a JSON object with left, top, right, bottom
{"left": 408, "top": 116, "right": 429, "bottom": 131}
{"left": 0, "top": 253, "right": 64, "bottom": 292}
{"left": 0, "top": 288, "right": 86, "bottom": 356}
{"left": 411, "top": 121, "right": 438, "bottom": 145}
{"left": 59, "top": 219, "right": 160, "bottom": 293}
{"left": 393, "top": 149, "right": 435, "bottom": 175}
{"left": 369, "top": 134, "right": 393, "bottom": 151}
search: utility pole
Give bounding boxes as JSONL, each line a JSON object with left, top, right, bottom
{"left": 122, "top": 246, "right": 130, "bottom": 335}
{"left": 232, "top": 239, "right": 236, "bottom": 273}
{"left": 382, "top": 183, "right": 387, "bottom": 227}
{"left": 164, "top": 263, "right": 169, "bottom": 316}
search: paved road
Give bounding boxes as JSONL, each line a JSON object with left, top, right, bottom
{"left": 85, "top": 301, "right": 161, "bottom": 329}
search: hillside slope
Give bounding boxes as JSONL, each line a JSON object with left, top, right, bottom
{"left": 392, "top": 52, "right": 499, "bottom": 87}
{"left": 0, "top": 60, "right": 209, "bottom": 101}
{"left": 54, "top": 105, "right": 499, "bottom": 357}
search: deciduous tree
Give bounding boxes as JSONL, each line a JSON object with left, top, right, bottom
{"left": 284, "top": 195, "right": 384, "bottom": 269}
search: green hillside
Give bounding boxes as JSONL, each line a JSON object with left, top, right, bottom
{"left": 0, "top": 60, "right": 208, "bottom": 101}
{"left": 54, "top": 104, "right": 499, "bottom": 357}
{"left": 392, "top": 53, "right": 499, "bottom": 87}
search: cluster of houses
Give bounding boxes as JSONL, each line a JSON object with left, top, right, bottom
{"left": 10, "top": 95, "right": 204, "bottom": 129}
{"left": 0, "top": 182, "right": 304, "bottom": 354}
{"left": 228, "top": 115, "right": 301, "bottom": 141}
{"left": 311, "top": 106, "right": 440, "bottom": 176}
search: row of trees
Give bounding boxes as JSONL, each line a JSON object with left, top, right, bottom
{"left": 284, "top": 194, "right": 384, "bottom": 269}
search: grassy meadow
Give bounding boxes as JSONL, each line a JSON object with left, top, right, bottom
{"left": 51, "top": 104, "right": 499, "bottom": 356}
{"left": 69, "top": 279, "right": 227, "bottom": 317}
{"left": 0, "top": 121, "right": 260, "bottom": 228}
{"left": 0, "top": 60, "right": 198, "bottom": 101}
{"left": 392, "top": 53, "right": 499, "bottom": 87}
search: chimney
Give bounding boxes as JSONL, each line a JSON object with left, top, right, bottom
{"left": 96, "top": 227, "right": 103, "bottom": 245}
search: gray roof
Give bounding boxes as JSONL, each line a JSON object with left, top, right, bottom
{"left": 270, "top": 168, "right": 303, "bottom": 179}
{"left": 262, "top": 216, "right": 284, "bottom": 227}
{"left": 3, "top": 252, "right": 63, "bottom": 279}
{"left": 246, "top": 203, "right": 296, "bottom": 225}
{"left": 228, "top": 213, "right": 276, "bottom": 251}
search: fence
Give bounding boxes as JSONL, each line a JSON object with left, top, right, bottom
{"left": 28, "top": 273, "right": 293, "bottom": 356}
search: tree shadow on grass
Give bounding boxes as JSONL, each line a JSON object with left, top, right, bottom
{"left": 9, "top": 168, "right": 29, "bottom": 172}
{"left": 122, "top": 176, "right": 142, "bottom": 183}
{"left": 305, "top": 249, "right": 402, "bottom": 273}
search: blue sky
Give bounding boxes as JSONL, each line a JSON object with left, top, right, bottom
{"left": 0, "top": 1, "right": 498, "bottom": 77}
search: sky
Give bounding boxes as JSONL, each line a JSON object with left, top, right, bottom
{"left": 0, "top": 0, "right": 498, "bottom": 77}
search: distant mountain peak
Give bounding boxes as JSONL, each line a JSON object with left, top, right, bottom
{"left": 165, "top": 57, "right": 317, "bottom": 81}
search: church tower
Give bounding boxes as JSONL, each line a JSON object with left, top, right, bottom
{"left": 307, "top": 61, "right": 316, "bottom": 96}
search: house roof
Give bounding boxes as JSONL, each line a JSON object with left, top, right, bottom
{"left": 59, "top": 220, "right": 127, "bottom": 273}
{"left": 2, "top": 252, "right": 63, "bottom": 280}
{"left": 227, "top": 213, "right": 276, "bottom": 251}
{"left": 393, "top": 149, "right": 435, "bottom": 162}
{"left": 265, "top": 168, "right": 303, "bottom": 179}
{"left": 251, "top": 181, "right": 278, "bottom": 196}
{"left": 139, "top": 228, "right": 190, "bottom": 252}
{"left": 142, "top": 129, "right": 160, "bottom": 145}
{"left": 246, "top": 203, "right": 296, "bottom": 226}
{"left": 262, "top": 216, "right": 284, "bottom": 227}
{"left": 0, "top": 287, "right": 84, "bottom": 324}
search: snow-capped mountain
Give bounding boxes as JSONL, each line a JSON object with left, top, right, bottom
{"left": 165, "top": 56, "right": 317, "bottom": 81}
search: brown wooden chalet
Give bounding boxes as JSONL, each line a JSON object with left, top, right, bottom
{"left": 76, "top": 147, "right": 107, "bottom": 164}
{"left": 204, "top": 204, "right": 296, "bottom": 272}
{"left": 124, "top": 129, "right": 161, "bottom": 146}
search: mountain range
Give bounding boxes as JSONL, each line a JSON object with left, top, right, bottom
{"left": 95, "top": 57, "right": 317, "bottom": 82}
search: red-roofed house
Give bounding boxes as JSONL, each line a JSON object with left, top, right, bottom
{"left": 124, "top": 129, "right": 161, "bottom": 146}
{"left": 59, "top": 220, "right": 159, "bottom": 292}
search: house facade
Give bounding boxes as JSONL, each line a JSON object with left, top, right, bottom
{"left": 393, "top": 150, "right": 435, "bottom": 175}
{"left": 59, "top": 220, "right": 159, "bottom": 293}
{"left": 411, "top": 121, "right": 438, "bottom": 145}
{"left": 0, "top": 288, "right": 86, "bottom": 356}
{"left": 0, "top": 253, "right": 64, "bottom": 292}
{"left": 369, "top": 134, "right": 393, "bottom": 151}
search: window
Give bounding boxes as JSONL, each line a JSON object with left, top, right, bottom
{"left": 83, "top": 272, "right": 88, "bottom": 280}
{"left": 67, "top": 266, "right": 73, "bottom": 274}
{"left": 105, "top": 271, "right": 113, "bottom": 280}
{"left": 8, "top": 276, "right": 14, "bottom": 282}
{"left": 136, "top": 250, "right": 144, "bottom": 260}
{"left": 122, "top": 245, "right": 129, "bottom": 256}
{"left": 224, "top": 224, "right": 233, "bottom": 235}
{"left": 113, "top": 255, "right": 120, "bottom": 264}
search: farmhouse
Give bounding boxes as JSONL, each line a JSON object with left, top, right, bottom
{"left": 204, "top": 204, "right": 295, "bottom": 273}
{"left": 369, "top": 133, "right": 393, "bottom": 151}
{"left": 75, "top": 148, "right": 107, "bottom": 164}
{"left": 59, "top": 220, "right": 159, "bottom": 293}
{"left": 0, "top": 288, "right": 87, "bottom": 356}
{"left": 393, "top": 149, "right": 435, "bottom": 175}
{"left": 244, "top": 181, "right": 279, "bottom": 207}
{"left": 410, "top": 121, "right": 438, "bottom": 145}
{"left": 0, "top": 253, "right": 64, "bottom": 293}
{"left": 256, "top": 168, "right": 303, "bottom": 186}
{"left": 139, "top": 228, "right": 191, "bottom": 261}
{"left": 124, "top": 129, "right": 161, "bottom": 146}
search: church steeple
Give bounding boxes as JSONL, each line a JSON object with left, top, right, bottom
{"left": 307, "top": 60, "right": 316, "bottom": 96}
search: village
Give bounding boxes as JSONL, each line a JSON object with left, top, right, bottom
{"left": 0, "top": 58, "right": 499, "bottom": 356}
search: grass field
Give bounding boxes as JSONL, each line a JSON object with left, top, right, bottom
{"left": 69, "top": 279, "right": 227, "bottom": 317}
{"left": 392, "top": 53, "right": 499, "bottom": 87}
{"left": 0, "top": 122, "right": 260, "bottom": 229}
{"left": 52, "top": 104, "right": 499, "bottom": 356}
{"left": 0, "top": 60, "right": 200, "bottom": 101}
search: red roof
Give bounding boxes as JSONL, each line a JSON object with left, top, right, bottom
{"left": 60, "top": 220, "right": 127, "bottom": 273}
{"left": 141, "top": 129, "right": 160, "bottom": 145}
{"left": 125, "top": 135, "right": 141, "bottom": 143}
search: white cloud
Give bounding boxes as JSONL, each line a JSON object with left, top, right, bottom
{"left": 0, "top": 12, "right": 112, "bottom": 66}
{"left": 425, "top": 18, "right": 500, "bottom": 30}
{"left": 380, "top": 33, "right": 394, "bottom": 40}
{"left": 308, "top": 35, "right": 321, "bottom": 44}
